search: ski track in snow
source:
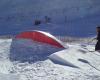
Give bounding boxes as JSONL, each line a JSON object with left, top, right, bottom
{"left": 0, "top": 39, "right": 100, "bottom": 80}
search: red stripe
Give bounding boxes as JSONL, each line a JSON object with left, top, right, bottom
{"left": 15, "top": 31, "right": 64, "bottom": 48}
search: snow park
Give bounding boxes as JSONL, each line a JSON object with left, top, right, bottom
{"left": 0, "top": 0, "right": 100, "bottom": 80}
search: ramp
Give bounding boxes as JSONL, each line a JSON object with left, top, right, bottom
{"left": 15, "top": 30, "right": 67, "bottom": 48}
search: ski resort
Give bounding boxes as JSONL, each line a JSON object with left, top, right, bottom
{"left": 0, "top": 0, "right": 100, "bottom": 80}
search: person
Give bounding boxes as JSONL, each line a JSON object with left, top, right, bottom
{"left": 34, "top": 20, "right": 41, "bottom": 26}
{"left": 95, "top": 26, "right": 100, "bottom": 51}
{"left": 44, "top": 16, "right": 51, "bottom": 23}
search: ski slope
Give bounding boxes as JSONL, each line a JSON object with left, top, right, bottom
{"left": 0, "top": 0, "right": 100, "bottom": 37}
{"left": 0, "top": 38, "right": 100, "bottom": 80}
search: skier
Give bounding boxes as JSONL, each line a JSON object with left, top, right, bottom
{"left": 34, "top": 20, "right": 41, "bottom": 26}
{"left": 95, "top": 26, "right": 100, "bottom": 51}
{"left": 44, "top": 16, "right": 51, "bottom": 23}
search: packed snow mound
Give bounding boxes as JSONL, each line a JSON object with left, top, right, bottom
{"left": 49, "top": 48, "right": 87, "bottom": 68}
{"left": 49, "top": 43, "right": 100, "bottom": 70}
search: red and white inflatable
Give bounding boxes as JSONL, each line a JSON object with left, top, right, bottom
{"left": 15, "top": 30, "right": 65, "bottom": 48}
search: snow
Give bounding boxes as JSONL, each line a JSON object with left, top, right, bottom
{"left": 49, "top": 43, "right": 100, "bottom": 69}
{"left": 0, "top": 74, "right": 19, "bottom": 80}
{"left": 0, "top": 38, "right": 100, "bottom": 80}
{"left": 0, "top": 0, "right": 100, "bottom": 37}
{"left": 0, "top": 0, "right": 100, "bottom": 80}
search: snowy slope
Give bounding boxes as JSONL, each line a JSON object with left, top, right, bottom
{"left": 0, "top": 0, "right": 100, "bottom": 37}
{"left": 0, "top": 38, "right": 100, "bottom": 80}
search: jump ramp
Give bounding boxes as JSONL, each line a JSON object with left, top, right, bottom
{"left": 15, "top": 30, "right": 94, "bottom": 69}
{"left": 15, "top": 30, "right": 67, "bottom": 48}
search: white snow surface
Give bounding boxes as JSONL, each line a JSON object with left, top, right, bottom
{"left": 0, "top": 38, "right": 100, "bottom": 80}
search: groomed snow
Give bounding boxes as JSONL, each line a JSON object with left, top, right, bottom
{"left": 0, "top": 38, "right": 100, "bottom": 80}
{"left": 49, "top": 44, "right": 100, "bottom": 69}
